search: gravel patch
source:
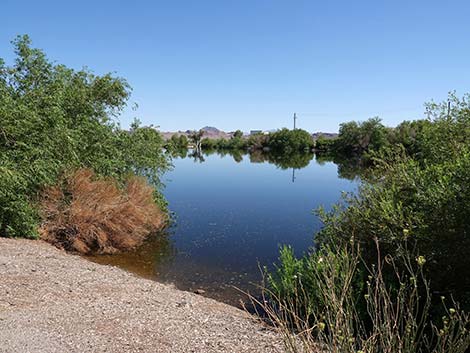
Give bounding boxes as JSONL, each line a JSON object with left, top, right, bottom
{"left": 0, "top": 238, "right": 283, "bottom": 353}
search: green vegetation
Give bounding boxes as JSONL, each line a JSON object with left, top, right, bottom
{"left": 315, "top": 114, "right": 439, "bottom": 164}
{"left": 261, "top": 241, "right": 470, "bottom": 353}
{"left": 268, "top": 128, "right": 314, "bottom": 153}
{"left": 188, "top": 129, "right": 204, "bottom": 151}
{"left": 263, "top": 93, "right": 470, "bottom": 352}
{"left": 200, "top": 128, "right": 314, "bottom": 153}
{"left": 198, "top": 128, "right": 315, "bottom": 170}
{"left": 0, "top": 35, "right": 170, "bottom": 244}
{"left": 333, "top": 117, "right": 388, "bottom": 157}
{"left": 233, "top": 129, "right": 243, "bottom": 139}
{"left": 166, "top": 134, "right": 188, "bottom": 152}
{"left": 314, "top": 135, "right": 336, "bottom": 152}
{"left": 249, "top": 150, "right": 314, "bottom": 169}
{"left": 201, "top": 133, "right": 246, "bottom": 150}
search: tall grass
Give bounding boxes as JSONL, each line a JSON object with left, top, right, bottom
{"left": 251, "top": 241, "right": 470, "bottom": 353}
{"left": 39, "top": 169, "right": 165, "bottom": 254}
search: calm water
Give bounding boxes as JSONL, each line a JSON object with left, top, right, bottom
{"left": 89, "top": 152, "right": 358, "bottom": 306}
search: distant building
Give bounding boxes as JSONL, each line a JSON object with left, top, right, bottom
{"left": 250, "top": 130, "right": 263, "bottom": 135}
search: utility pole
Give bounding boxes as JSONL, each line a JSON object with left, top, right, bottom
{"left": 447, "top": 100, "right": 451, "bottom": 118}
{"left": 293, "top": 113, "right": 297, "bottom": 130}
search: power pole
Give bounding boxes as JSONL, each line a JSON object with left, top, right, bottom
{"left": 447, "top": 100, "right": 451, "bottom": 118}
{"left": 293, "top": 113, "right": 297, "bottom": 130}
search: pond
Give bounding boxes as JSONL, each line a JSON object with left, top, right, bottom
{"left": 88, "top": 151, "right": 358, "bottom": 306}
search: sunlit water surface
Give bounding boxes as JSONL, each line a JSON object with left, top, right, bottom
{"left": 89, "top": 153, "right": 358, "bottom": 306}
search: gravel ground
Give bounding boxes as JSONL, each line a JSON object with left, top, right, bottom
{"left": 0, "top": 238, "right": 283, "bottom": 353}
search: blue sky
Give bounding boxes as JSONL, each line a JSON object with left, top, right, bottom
{"left": 1, "top": 0, "right": 469, "bottom": 132}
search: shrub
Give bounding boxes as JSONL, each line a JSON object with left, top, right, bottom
{"left": 0, "top": 160, "right": 39, "bottom": 238}
{"left": 260, "top": 242, "right": 470, "bottom": 353}
{"left": 263, "top": 93, "right": 470, "bottom": 352}
{"left": 333, "top": 118, "right": 388, "bottom": 157}
{"left": 314, "top": 136, "right": 337, "bottom": 152}
{"left": 200, "top": 136, "right": 248, "bottom": 151}
{"left": 39, "top": 169, "right": 165, "bottom": 254}
{"left": 268, "top": 128, "right": 314, "bottom": 153}
{"left": 315, "top": 148, "right": 470, "bottom": 310}
{"left": 0, "top": 35, "right": 170, "bottom": 239}
{"left": 246, "top": 133, "right": 270, "bottom": 150}
{"left": 314, "top": 94, "right": 470, "bottom": 308}
{"left": 201, "top": 138, "right": 217, "bottom": 149}
{"left": 166, "top": 134, "right": 189, "bottom": 152}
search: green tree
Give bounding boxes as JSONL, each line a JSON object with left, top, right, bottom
{"left": 334, "top": 117, "right": 387, "bottom": 156}
{"left": 167, "top": 134, "right": 189, "bottom": 154}
{"left": 178, "top": 134, "right": 188, "bottom": 148}
{"left": 314, "top": 136, "right": 336, "bottom": 152}
{"left": 267, "top": 93, "right": 470, "bottom": 350}
{"left": 188, "top": 130, "right": 204, "bottom": 151}
{"left": 233, "top": 130, "right": 243, "bottom": 139}
{"left": 268, "top": 128, "right": 314, "bottom": 153}
{"left": 0, "top": 35, "right": 170, "bottom": 237}
{"left": 286, "top": 93, "right": 470, "bottom": 313}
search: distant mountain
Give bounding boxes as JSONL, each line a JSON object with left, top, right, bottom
{"left": 311, "top": 132, "right": 338, "bottom": 140}
{"left": 160, "top": 130, "right": 188, "bottom": 140}
{"left": 160, "top": 126, "right": 233, "bottom": 140}
{"left": 198, "top": 126, "right": 232, "bottom": 139}
{"left": 200, "top": 126, "right": 221, "bottom": 133}
{"left": 160, "top": 127, "right": 338, "bottom": 141}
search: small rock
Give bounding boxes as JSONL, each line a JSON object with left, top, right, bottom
{"left": 194, "top": 289, "right": 206, "bottom": 295}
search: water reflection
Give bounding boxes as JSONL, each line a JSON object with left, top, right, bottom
{"left": 87, "top": 231, "right": 176, "bottom": 280}
{"left": 89, "top": 149, "right": 470, "bottom": 312}
{"left": 316, "top": 153, "right": 365, "bottom": 180}
{"left": 87, "top": 151, "right": 358, "bottom": 306}
{"left": 248, "top": 150, "right": 314, "bottom": 170}
{"left": 168, "top": 147, "right": 365, "bottom": 181}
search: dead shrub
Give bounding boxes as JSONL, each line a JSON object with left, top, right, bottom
{"left": 39, "top": 169, "right": 165, "bottom": 254}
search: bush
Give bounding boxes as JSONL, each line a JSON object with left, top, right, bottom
{"left": 264, "top": 93, "right": 470, "bottom": 352}
{"left": 268, "top": 128, "right": 314, "bottom": 153}
{"left": 0, "top": 161, "right": 39, "bottom": 238}
{"left": 314, "top": 136, "right": 337, "bottom": 152}
{"left": 0, "top": 35, "right": 170, "bottom": 240}
{"left": 246, "top": 133, "right": 270, "bottom": 150}
{"left": 40, "top": 169, "right": 165, "bottom": 254}
{"left": 200, "top": 136, "right": 248, "bottom": 151}
{"left": 314, "top": 94, "right": 470, "bottom": 307}
{"left": 261, "top": 242, "right": 470, "bottom": 353}
{"left": 333, "top": 117, "right": 388, "bottom": 157}
{"left": 201, "top": 138, "right": 217, "bottom": 149}
{"left": 315, "top": 152, "right": 470, "bottom": 310}
{"left": 166, "top": 134, "right": 189, "bottom": 152}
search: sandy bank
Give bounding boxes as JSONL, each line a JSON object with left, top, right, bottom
{"left": 0, "top": 238, "right": 282, "bottom": 353}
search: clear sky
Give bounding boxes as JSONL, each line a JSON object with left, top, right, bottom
{"left": 1, "top": 0, "right": 469, "bottom": 133}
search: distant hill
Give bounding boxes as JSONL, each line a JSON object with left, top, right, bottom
{"left": 160, "top": 126, "right": 233, "bottom": 140}
{"left": 160, "top": 127, "right": 337, "bottom": 141}
{"left": 311, "top": 132, "right": 338, "bottom": 140}
{"left": 198, "top": 126, "right": 233, "bottom": 139}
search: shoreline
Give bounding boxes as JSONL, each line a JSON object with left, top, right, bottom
{"left": 0, "top": 238, "right": 282, "bottom": 353}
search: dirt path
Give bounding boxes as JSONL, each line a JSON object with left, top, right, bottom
{"left": 0, "top": 238, "right": 283, "bottom": 353}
